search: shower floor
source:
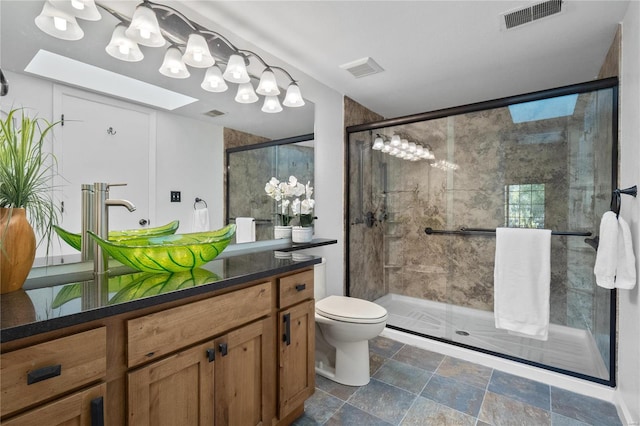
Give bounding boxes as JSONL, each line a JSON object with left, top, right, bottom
{"left": 375, "top": 293, "right": 609, "bottom": 380}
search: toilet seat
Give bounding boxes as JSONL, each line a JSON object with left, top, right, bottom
{"left": 316, "top": 295, "right": 388, "bottom": 324}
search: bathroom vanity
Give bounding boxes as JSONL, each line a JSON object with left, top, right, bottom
{"left": 0, "top": 245, "right": 329, "bottom": 425}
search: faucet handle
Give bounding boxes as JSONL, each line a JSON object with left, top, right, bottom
{"left": 107, "top": 183, "right": 128, "bottom": 189}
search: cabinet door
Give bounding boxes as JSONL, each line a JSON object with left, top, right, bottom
{"left": 215, "top": 317, "right": 275, "bottom": 426}
{"left": 128, "top": 341, "right": 215, "bottom": 426}
{"left": 279, "top": 300, "right": 315, "bottom": 418}
{"left": 2, "top": 383, "right": 106, "bottom": 426}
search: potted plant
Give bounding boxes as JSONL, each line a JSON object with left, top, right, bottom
{"left": 291, "top": 180, "right": 315, "bottom": 243}
{"left": 265, "top": 176, "right": 305, "bottom": 239}
{"left": 0, "top": 108, "right": 60, "bottom": 293}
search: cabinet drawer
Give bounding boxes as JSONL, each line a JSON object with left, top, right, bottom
{"left": 279, "top": 269, "right": 314, "bottom": 308}
{"left": 2, "top": 382, "right": 106, "bottom": 426}
{"left": 127, "top": 281, "right": 272, "bottom": 367}
{"left": 0, "top": 327, "right": 107, "bottom": 417}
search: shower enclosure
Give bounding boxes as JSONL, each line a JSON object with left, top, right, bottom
{"left": 346, "top": 78, "right": 618, "bottom": 385}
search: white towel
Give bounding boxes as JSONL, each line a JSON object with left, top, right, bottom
{"left": 594, "top": 211, "right": 619, "bottom": 289}
{"left": 192, "top": 208, "right": 210, "bottom": 232}
{"left": 235, "top": 217, "right": 256, "bottom": 243}
{"left": 494, "top": 228, "right": 552, "bottom": 341}
{"left": 614, "top": 215, "right": 636, "bottom": 289}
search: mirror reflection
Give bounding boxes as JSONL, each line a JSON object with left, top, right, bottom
{"left": 227, "top": 135, "right": 314, "bottom": 241}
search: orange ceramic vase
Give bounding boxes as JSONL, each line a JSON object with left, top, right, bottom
{"left": 0, "top": 208, "right": 36, "bottom": 294}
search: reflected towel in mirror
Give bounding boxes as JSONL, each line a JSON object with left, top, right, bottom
{"left": 192, "top": 208, "right": 210, "bottom": 232}
{"left": 235, "top": 217, "right": 256, "bottom": 243}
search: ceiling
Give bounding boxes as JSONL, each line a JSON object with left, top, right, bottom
{"left": 1, "top": 1, "right": 630, "bottom": 136}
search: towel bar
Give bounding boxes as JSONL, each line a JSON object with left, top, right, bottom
{"left": 424, "top": 227, "right": 592, "bottom": 237}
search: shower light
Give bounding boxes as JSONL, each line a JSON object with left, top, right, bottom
{"left": 408, "top": 142, "right": 416, "bottom": 153}
{"left": 235, "top": 82, "right": 258, "bottom": 103}
{"left": 283, "top": 82, "right": 305, "bottom": 107}
{"left": 35, "top": 1, "right": 84, "bottom": 40}
{"left": 223, "top": 54, "right": 250, "bottom": 83}
{"left": 401, "top": 139, "right": 409, "bottom": 150}
{"left": 372, "top": 135, "right": 385, "bottom": 150}
{"left": 256, "top": 68, "right": 280, "bottom": 96}
{"left": 106, "top": 24, "right": 143, "bottom": 62}
{"left": 262, "top": 95, "right": 283, "bottom": 113}
{"left": 183, "top": 33, "right": 215, "bottom": 68}
{"left": 126, "top": 2, "right": 165, "bottom": 47}
{"left": 159, "top": 46, "right": 190, "bottom": 78}
{"left": 390, "top": 135, "right": 401, "bottom": 147}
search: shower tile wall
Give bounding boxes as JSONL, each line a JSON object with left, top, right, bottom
{"left": 349, "top": 90, "right": 612, "bottom": 332}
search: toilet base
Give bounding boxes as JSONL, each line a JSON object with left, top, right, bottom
{"left": 315, "top": 340, "right": 371, "bottom": 386}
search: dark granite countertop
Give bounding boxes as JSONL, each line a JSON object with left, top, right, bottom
{"left": 1, "top": 249, "right": 325, "bottom": 344}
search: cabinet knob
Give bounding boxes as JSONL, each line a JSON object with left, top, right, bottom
{"left": 91, "top": 396, "right": 105, "bottom": 426}
{"left": 283, "top": 313, "right": 291, "bottom": 346}
{"left": 219, "top": 343, "right": 228, "bottom": 356}
{"left": 27, "top": 364, "right": 62, "bottom": 385}
{"left": 206, "top": 348, "right": 216, "bottom": 362}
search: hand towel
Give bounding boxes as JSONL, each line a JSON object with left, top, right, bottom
{"left": 235, "top": 217, "right": 256, "bottom": 243}
{"left": 615, "top": 215, "right": 636, "bottom": 289}
{"left": 192, "top": 208, "right": 210, "bottom": 232}
{"left": 494, "top": 227, "right": 552, "bottom": 341}
{"left": 594, "top": 211, "right": 619, "bottom": 289}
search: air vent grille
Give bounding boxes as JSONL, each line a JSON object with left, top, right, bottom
{"left": 503, "top": 0, "right": 563, "bottom": 30}
{"left": 339, "top": 57, "right": 384, "bottom": 79}
{"left": 203, "top": 109, "right": 225, "bottom": 118}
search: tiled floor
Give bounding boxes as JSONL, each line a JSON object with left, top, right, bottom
{"left": 293, "top": 336, "right": 623, "bottom": 426}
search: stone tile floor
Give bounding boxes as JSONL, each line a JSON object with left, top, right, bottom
{"left": 293, "top": 336, "right": 623, "bottom": 426}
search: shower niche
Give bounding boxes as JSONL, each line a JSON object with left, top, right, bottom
{"left": 346, "top": 78, "right": 618, "bottom": 386}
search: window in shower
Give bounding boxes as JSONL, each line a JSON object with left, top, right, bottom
{"left": 505, "top": 183, "right": 545, "bottom": 228}
{"left": 346, "top": 78, "right": 618, "bottom": 387}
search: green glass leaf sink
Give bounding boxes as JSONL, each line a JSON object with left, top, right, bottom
{"left": 53, "top": 220, "right": 180, "bottom": 251}
{"left": 87, "top": 224, "right": 236, "bottom": 273}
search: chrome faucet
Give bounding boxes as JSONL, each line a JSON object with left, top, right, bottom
{"left": 93, "top": 182, "right": 136, "bottom": 275}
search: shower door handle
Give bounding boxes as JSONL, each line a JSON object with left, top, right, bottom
{"left": 283, "top": 313, "right": 291, "bottom": 346}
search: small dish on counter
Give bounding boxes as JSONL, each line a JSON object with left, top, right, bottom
{"left": 87, "top": 224, "right": 236, "bottom": 273}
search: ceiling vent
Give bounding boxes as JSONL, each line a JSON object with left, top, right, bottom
{"left": 501, "top": 0, "right": 563, "bottom": 30}
{"left": 339, "top": 57, "right": 384, "bottom": 78}
{"left": 203, "top": 109, "right": 225, "bottom": 118}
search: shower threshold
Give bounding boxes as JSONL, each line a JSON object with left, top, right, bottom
{"left": 375, "top": 293, "right": 610, "bottom": 381}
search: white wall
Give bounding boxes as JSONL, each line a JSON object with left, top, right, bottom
{"left": 154, "top": 111, "right": 224, "bottom": 233}
{"left": 617, "top": 1, "right": 640, "bottom": 424}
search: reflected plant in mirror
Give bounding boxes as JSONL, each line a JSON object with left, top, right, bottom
{"left": 291, "top": 180, "right": 315, "bottom": 227}
{"left": 264, "top": 176, "right": 305, "bottom": 226}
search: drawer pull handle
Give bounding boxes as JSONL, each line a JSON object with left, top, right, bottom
{"left": 295, "top": 283, "right": 306, "bottom": 292}
{"left": 206, "top": 348, "right": 216, "bottom": 362}
{"left": 283, "top": 313, "right": 291, "bottom": 346}
{"left": 27, "top": 364, "right": 62, "bottom": 385}
{"left": 91, "top": 396, "right": 105, "bottom": 426}
{"left": 219, "top": 343, "right": 228, "bottom": 357}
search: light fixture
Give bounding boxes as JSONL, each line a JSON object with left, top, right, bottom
{"left": 223, "top": 54, "right": 250, "bottom": 83}
{"left": 106, "top": 24, "right": 143, "bottom": 62}
{"left": 35, "top": 1, "right": 84, "bottom": 40}
{"left": 159, "top": 46, "right": 190, "bottom": 78}
{"left": 183, "top": 34, "right": 215, "bottom": 68}
{"left": 34, "top": 0, "right": 305, "bottom": 113}
{"left": 390, "top": 134, "right": 401, "bottom": 147}
{"left": 256, "top": 68, "right": 280, "bottom": 96}
{"left": 49, "top": 0, "right": 101, "bottom": 21}
{"left": 381, "top": 143, "right": 392, "bottom": 153}
{"left": 235, "top": 82, "right": 258, "bottom": 103}
{"left": 372, "top": 135, "right": 385, "bottom": 150}
{"left": 283, "top": 83, "right": 305, "bottom": 107}
{"left": 262, "top": 95, "right": 283, "bottom": 113}
{"left": 125, "top": 2, "right": 165, "bottom": 47}
{"left": 201, "top": 66, "right": 228, "bottom": 92}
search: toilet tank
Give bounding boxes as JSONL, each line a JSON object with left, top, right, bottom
{"left": 314, "top": 257, "right": 327, "bottom": 300}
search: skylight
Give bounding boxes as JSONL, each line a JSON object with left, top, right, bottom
{"left": 508, "top": 94, "right": 578, "bottom": 124}
{"left": 24, "top": 50, "right": 198, "bottom": 110}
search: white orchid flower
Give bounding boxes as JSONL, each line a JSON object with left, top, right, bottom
{"left": 280, "top": 199, "right": 290, "bottom": 214}
{"left": 305, "top": 181, "right": 313, "bottom": 199}
{"left": 301, "top": 198, "right": 315, "bottom": 214}
{"left": 291, "top": 198, "right": 301, "bottom": 215}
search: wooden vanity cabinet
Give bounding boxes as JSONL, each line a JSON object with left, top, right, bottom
{"left": 128, "top": 317, "right": 274, "bottom": 426}
{"left": 1, "top": 265, "right": 317, "bottom": 426}
{"left": 277, "top": 270, "right": 315, "bottom": 421}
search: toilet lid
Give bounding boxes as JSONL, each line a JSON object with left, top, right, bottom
{"left": 316, "top": 295, "right": 388, "bottom": 324}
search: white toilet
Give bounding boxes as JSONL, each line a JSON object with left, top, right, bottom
{"left": 314, "top": 258, "right": 388, "bottom": 386}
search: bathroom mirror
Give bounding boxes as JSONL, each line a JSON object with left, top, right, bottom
{"left": 0, "top": 0, "right": 315, "bottom": 265}
{"left": 226, "top": 134, "right": 314, "bottom": 241}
